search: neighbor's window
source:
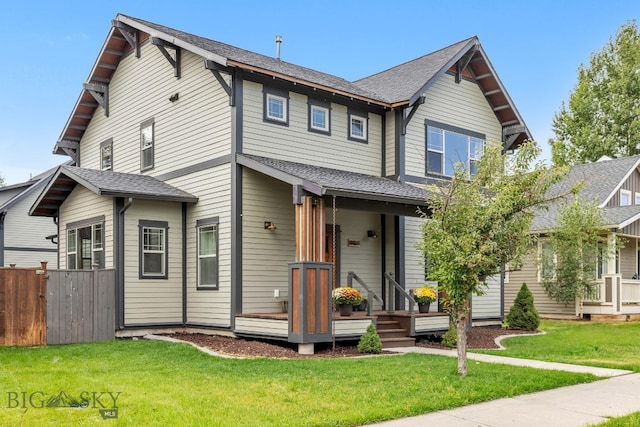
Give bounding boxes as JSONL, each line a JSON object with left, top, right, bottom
{"left": 539, "top": 241, "right": 555, "bottom": 281}
{"left": 66, "top": 217, "right": 105, "bottom": 270}
{"left": 426, "top": 120, "right": 485, "bottom": 177}
{"left": 100, "top": 138, "right": 113, "bottom": 171}
{"left": 635, "top": 192, "right": 640, "bottom": 205}
{"left": 197, "top": 217, "right": 219, "bottom": 289}
{"left": 308, "top": 99, "right": 331, "bottom": 135}
{"left": 140, "top": 118, "right": 154, "bottom": 171}
{"left": 621, "top": 189, "right": 632, "bottom": 206}
{"left": 263, "top": 88, "right": 289, "bottom": 125}
{"left": 139, "top": 220, "right": 168, "bottom": 279}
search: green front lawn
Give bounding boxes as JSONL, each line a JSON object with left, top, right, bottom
{"left": 591, "top": 411, "right": 640, "bottom": 426}
{"left": 477, "top": 320, "right": 640, "bottom": 372}
{"left": 0, "top": 339, "right": 595, "bottom": 426}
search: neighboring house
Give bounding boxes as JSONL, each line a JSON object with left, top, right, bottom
{"left": 505, "top": 155, "right": 640, "bottom": 319}
{"left": 1, "top": 170, "right": 57, "bottom": 267}
{"left": 31, "top": 14, "right": 531, "bottom": 351}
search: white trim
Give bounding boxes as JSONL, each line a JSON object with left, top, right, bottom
{"left": 349, "top": 114, "right": 367, "bottom": 140}
{"left": 620, "top": 189, "right": 632, "bottom": 206}
{"left": 266, "top": 93, "right": 287, "bottom": 122}
{"left": 310, "top": 105, "right": 329, "bottom": 132}
{"left": 599, "top": 160, "right": 640, "bottom": 208}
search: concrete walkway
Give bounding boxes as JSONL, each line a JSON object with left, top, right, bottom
{"left": 367, "top": 347, "right": 640, "bottom": 427}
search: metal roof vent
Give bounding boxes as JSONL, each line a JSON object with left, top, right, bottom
{"left": 275, "top": 35, "right": 282, "bottom": 60}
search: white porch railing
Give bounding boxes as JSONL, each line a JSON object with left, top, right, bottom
{"left": 584, "top": 276, "right": 640, "bottom": 305}
{"left": 622, "top": 279, "right": 640, "bottom": 304}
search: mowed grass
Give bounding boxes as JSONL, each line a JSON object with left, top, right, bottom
{"left": 0, "top": 339, "right": 596, "bottom": 426}
{"left": 591, "top": 411, "right": 640, "bottom": 426}
{"left": 476, "top": 320, "right": 640, "bottom": 372}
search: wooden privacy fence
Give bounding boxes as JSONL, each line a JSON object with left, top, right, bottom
{"left": 0, "top": 264, "right": 47, "bottom": 346}
{"left": 0, "top": 264, "right": 116, "bottom": 346}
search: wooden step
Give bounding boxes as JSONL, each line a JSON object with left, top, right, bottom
{"left": 381, "top": 336, "right": 416, "bottom": 348}
{"left": 376, "top": 320, "right": 401, "bottom": 330}
{"left": 377, "top": 328, "right": 409, "bottom": 339}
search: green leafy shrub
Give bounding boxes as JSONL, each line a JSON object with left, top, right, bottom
{"left": 505, "top": 283, "right": 540, "bottom": 331}
{"left": 441, "top": 324, "right": 457, "bottom": 348}
{"left": 357, "top": 324, "right": 382, "bottom": 354}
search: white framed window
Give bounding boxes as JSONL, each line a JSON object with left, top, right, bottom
{"left": 140, "top": 118, "right": 154, "bottom": 171}
{"left": 139, "top": 220, "right": 168, "bottom": 279}
{"left": 620, "top": 189, "right": 632, "bottom": 206}
{"left": 634, "top": 192, "right": 640, "bottom": 205}
{"left": 426, "top": 120, "right": 486, "bottom": 177}
{"left": 197, "top": 217, "right": 219, "bottom": 290}
{"left": 66, "top": 217, "right": 105, "bottom": 270}
{"left": 100, "top": 138, "right": 113, "bottom": 171}
{"left": 348, "top": 109, "right": 368, "bottom": 143}
{"left": 263, "top": 88, "right": 289, "bottom": 125}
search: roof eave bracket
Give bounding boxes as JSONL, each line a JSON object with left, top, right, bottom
{"left": 402, "top": 96, "right": 425, "bottom": 135}
{"left": 83, "top": 83, "right": 109, "bottom": 117}
{"left": 502, "top": 124, "right": 526, "bottom": 152}
{"left": 204, "top": 60, "right": 235, "bottom": 106}
{"left": 152, "top": 37, "right": 181, "bottom": 79}
{"left": 112, "top": 20, "right": 140, "bottom": 58}
{"left": 455, "top": 43, "right": 478, "bottom": 83}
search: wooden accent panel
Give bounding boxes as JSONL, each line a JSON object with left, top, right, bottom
{"left": 295, "top": 196, "right": 326, "bottom": 262}
{"left": 306, "top": 268, "right": 316, "bottom": 334}
{"left": 291, "top": 267, "right": 300, "bottom": 334}
{"left": 319, "top": 268, "right": 330, "bottom": 333}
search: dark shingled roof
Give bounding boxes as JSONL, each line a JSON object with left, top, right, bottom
{"left": 121, "top": 15, "right": 384, "bottom": 102}
{"left": 237, "top": 154, "right": 429, "bottom": 205}
{"left": 354, "top": 38, "right": 476, "bottom": 104}
{"left": 531, "top": 155, "right": 640, "bottom": 232}
{"left": 31, "top": 166, "right": 197, "bottom": 217}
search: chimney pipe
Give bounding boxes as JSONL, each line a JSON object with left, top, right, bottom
{"left": 275, "top": 35, "right": 282, "bottom": 60}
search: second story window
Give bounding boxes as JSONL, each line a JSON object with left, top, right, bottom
{"left": 426, "top": 120, "right": 485, "bottom": 177}
{"left": 140, "top": 118, "right": 154, "bottom": 171}
{"left": 263, "top": 87, "right": 289, "bottom": 126}
{"left": 308, "top": 99, "right": 331, "bottom": 135}
{"left": 621, "top": 189, "right": 632, "bottom": 206}
{"left": 100, "top": 138, "right": 113, "bottom": 171}
{"left": 348, "top": 109, "right": 368, "bottom": 143}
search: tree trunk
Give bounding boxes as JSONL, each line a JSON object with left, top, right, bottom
{"left": 455, "top": 309, "right": 468, "bottom": 376}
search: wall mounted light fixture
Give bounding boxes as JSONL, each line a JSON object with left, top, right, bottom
{"left": 169, "top": 93, "right": 179, "bottom": 102}
{"left": 264, "top": 221, "right": 277, "bottom": 231}
{"left": 367, "top": 230, "right": 377, "bottom": 239}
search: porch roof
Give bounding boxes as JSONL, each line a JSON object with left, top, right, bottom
{"left": 237, "top": 154, "right": 430, "bottom": 216}
{"left": 30, "top": 165, "right": 198, "bottom": 217}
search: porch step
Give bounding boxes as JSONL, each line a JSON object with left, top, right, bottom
{"left": 375, "top": 316, "right": 415, "bottom": 348}
{"left": 380, "top": 336, "right": 416, "bottom": 348}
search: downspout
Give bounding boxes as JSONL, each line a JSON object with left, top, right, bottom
{"left": 0, "top": 210, "right": 6, "bottom": 267}
{"left": 182, "top": 202, "right": 187, "bottom": 326}
{"left": 53, "top": 214, "right": 59, "bottom": 268}
{"left": 117, "top": 197, "right": 133, "bottom": 329}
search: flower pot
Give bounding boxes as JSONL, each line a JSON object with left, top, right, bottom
{"left": 338, "top": 304, "right": 353, "bottom": 316}
{"left": 418, "top": 303, "right": 430, "bottom": 313}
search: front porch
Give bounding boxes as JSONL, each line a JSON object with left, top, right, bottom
{"left": 234, "top": 310, "right": 451, "bottom": 349}
{"left": 583, "top": 274, "right": 640, "bottom": 317}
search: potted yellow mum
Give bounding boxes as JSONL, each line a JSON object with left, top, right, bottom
{"left": 332, "top": 287, "right": 363, "bottom": 316}
{"left": 411, "top": 286, "right": 437, "bottom": 313}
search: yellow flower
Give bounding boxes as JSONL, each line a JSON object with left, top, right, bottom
{"left": 332, "top": 287, "right": 363, "bottom": 305}
{"left": 411, "top": 287, "right": 437, "bottom": 304}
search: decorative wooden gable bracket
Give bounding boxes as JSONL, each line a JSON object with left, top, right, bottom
{"left": 502, "top": 124, "right": 526, "bottom": 151}
{"left": 112, "top": 20, "right": 140, "bottom": 58}
{"left": 151, "top": 37, "right": 181, "bottom": 79}
{"left": 401, "top": 96, "right": 425, "bottom": 135}
{"left": 83, "top": 83, "right": 109, "bottom": 117}
{"left": 204, "top": 60, "right": 235, "bottom": 106}
{"left": 455, "top": 44, "right": 478, "bottom": 83}
{"left": 57, "top": 139, "right": 79, "bottom": 163}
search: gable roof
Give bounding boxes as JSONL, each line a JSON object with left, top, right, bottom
{"left": 237, "top": 154, "right": 429, "bottom": 216}
{"left": 54, "top": 14, "right": 531, "bottom": 157}
{"left": 531, "top": 155, "right": 640, "bottom": 232}
{"left": 30, "top": 166, "right": 198, "bottom": 217}
{"left": 0, "top": 167, "right": 57, "bottom": 214}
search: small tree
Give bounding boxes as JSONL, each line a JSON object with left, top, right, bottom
{"left": 420, "top": 141, "right": 566, "bottom": 376}
{"left": 541, "top": 197, "right": 613, "bottom": 317}
{"left": 357, "top": 324, "right": 382, "bottom": 354}
{"left": 505, "top": 283, "right": 540, "bottom": 331}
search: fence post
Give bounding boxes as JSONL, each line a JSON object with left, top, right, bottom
{"left": 93, "top": 262, "right": 99, "bottom": 341}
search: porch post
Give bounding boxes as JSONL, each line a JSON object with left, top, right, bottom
{"left": 290, "top": 195, "right": 332, "bottom": 353}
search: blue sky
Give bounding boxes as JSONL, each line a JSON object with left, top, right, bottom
{"left": 1, "top": 0, "right": 638, "bottom": 184}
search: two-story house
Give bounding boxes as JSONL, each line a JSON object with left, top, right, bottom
{"left": 505, "top": 155, "right": 640, "bottom": 320}
{"left": 1, "top": 169, "right": 57, "bottom": 267}
{"left": 31, "top": 14, "right": 531, "bottom": 352}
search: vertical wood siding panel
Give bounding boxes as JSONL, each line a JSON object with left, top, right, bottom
{"left": 404, "top": 217, "right": 424, "bottom": 289}
{"left": 385, "top": 111, "right": 396, "bottom": 177}
{"left": 607, "top": 169, "right": 640, "bottom": 208}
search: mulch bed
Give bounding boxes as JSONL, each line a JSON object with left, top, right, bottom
{"left": 167, "top": 326, "right": 539, "bottom": 359}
